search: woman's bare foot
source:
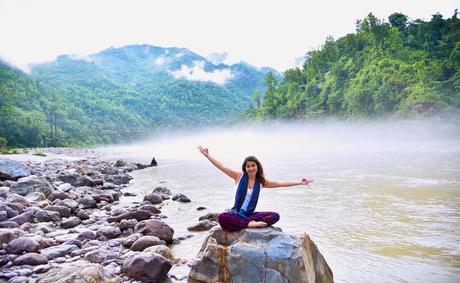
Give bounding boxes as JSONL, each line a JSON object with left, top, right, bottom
{"left": 247, "top": 221, "right": 268, "bottom": 228}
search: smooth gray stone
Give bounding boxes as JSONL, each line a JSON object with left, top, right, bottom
{"left": 40, "top": 244, "right": 79, "bottom": 259}
{"left": 0, "top": 158, "right": 31, "bottom": 181}
{"left": 9, "top": 175, "right": 54, "bottom": 197}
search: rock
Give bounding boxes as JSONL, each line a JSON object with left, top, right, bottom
{"left": 199, "top": 212, "right": 218, "bottom": 222}
{"left": 40, "top": 244, "right": 79, "bottom": 259}
{"left": 103, "top": 261, "right": 121, "bottom": 276}
{"left": 60, "top": 216, "right": 81, "bottom": 229}
{"left": 56, "top": 173, "right": 96, "bottom": 187}
{"left": 134, "top": 219, "right": 174, "bottom": 244}
{"left": 25, "top": 192, "right": 46, "bottom": 203}
{"left": 135, "top": 163, "right": 149, "bottom": 169}
{"left": 6, "top": 237, "right": 40, "bottom": 254}
{"left": 139, "top": 204, "right": 161, "bottom": 214}
{"left": 9, "top": 212, "right": 34, "bottom": 225}
{"left": 57, "top": 199, "right": 79, "bottom": 211}
{"left": 187, "top": 220, "right": 217, "bottom": 232}
{"left": 101, "top": 166, "right": 118, "bottom": 175}
{"left": 197, "top": 206, "right": 207, "bottom": 211}
{"left": 34, "top": 236, "right": 57, "bottom": 249}
{"left": 35, "top": 263, "right": 122, "bottom": 282}
{"left": 75, "top": 165, "right": 94, "bottom": 175}
{"left": 48, "top": 191, "right": 70, "bottom": 202}
{"left": 77, "top": 231, "right": 97, "bottom": 242}
{"left": 153, "top": 186, "right": 172, "bottom": 196}
{"left": 130, "top": 236, "right": 164, "bottom": 251}
{"left": 0, "top": 158, "right": 31, "bottom": 181}
{"left": 0, "top": 271, "right": 17, "bottom": 280}
{"left": 119, "top": 219, "right": 138, "bottom": 230}
{"left": 79, "top": 195, "right": 97, "bottom": 208}
{"left": 104, "top": 174, "right": 131, "bottom": 185}
{"left": 97, "top": 226, "right": 121, "bottom": 239}
{"left": 33, "top": 264, "right": 51, "bottom": 274}
{"left": 4, "top": 194, "right": 29, "bottom": 207}
{"left": 76, "top": 209, "right": 90, "bottom": 220}
{"left": 121, "top": 228, "right": 134, "bottom": 237}
{"left": 45, "top": 205, "right": 71, "bottom": 218}
{"left": 188, "top": 227, "right": 334, "bottom": 283}
{"left": 33, "top": 223, "right": 55, "bottom": 234}
{"left": 0, "top": 221, "right": 19, "bottom": 228}
{"left": 65, "top": 239, "right": 82, "bottom": 248}
{"left": 0, "top": 211, "right": 6, "bottom": 221}
{"left": 143, "top": 245, "right": 174, "bottom": 260}
{"left": 114, "top": 160, "right": 127, "bottom": 167}
{"left": 70, "top": 245, "right": 98, "bottom": 257}
{"left": 35, "top": 210, "right": 61, "bottom": 222}
{"left": 8, "top": 276, "right": 30, "bottom": 283}
{"left": 172, "top": 193, "right": 191, "bottom": 203}
{"left": 19, "top": 222, "right": 33, "bottom": 232}
{"left": 144, "top": 193, "right": 162, "bottom": 204}
{"left": 122, "top": 233, "right": 142, "bottom": 248}
{"left": 84, "top": 249, "right": 119, "bottom": 263}
{"left": 0, "top": 203, "right": 18, "bottom": 218}
{"left": 57, "top": 183, "right": 73, "bottom": 192}
{"left": 123, "top": 192, "right": 137, "bottom": 197}
{"left": 93, "top": 194, "right": 115, "bottom": 203}
{"left": 5, "top": 202, "right": 24, "bottom": 214}
{"left": 107, "top": 210, "right": 152, "bottom": 223}
{"left": 122, "top": 253, "right": 171, "bottom": 282}
{"left": 13, "top": 253, "right": 48, "bottom": 265}
{"left": 9, "top": 175, "right": 54, "bottom": 197}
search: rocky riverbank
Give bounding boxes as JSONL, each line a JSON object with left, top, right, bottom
{"left": 0, "top": 149, "right": 333, "bottom": 283}
{"left": 0, "top": 149, "right": 198, "bottom": 282}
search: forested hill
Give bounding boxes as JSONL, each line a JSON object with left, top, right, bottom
{"left": 0, "top": 45, "right": 280, "bottom": 147}
{"left": 251, "top": 12, "right": 460, "bottom": 119}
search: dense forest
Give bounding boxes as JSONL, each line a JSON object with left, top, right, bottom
{"left": 250, "top": 12, "right": 460, "bottom": 119}
{"left": 0, "top": 45, "right": 274, "bottom": 148}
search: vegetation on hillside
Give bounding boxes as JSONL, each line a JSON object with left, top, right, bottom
{"left": 249, "top": 12, "right": 460, "bottom": 119}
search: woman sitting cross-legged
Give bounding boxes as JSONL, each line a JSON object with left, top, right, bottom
{"left": 198, "top": 146, "right": 313, "bottom": 232}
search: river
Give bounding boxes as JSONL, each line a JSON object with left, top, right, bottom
{"left": 99, "top": 120, "right": 460, "bottom": 282}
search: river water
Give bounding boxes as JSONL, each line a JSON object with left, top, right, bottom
{"left": 100, "top": 121, "right": 460, "bottom": 282}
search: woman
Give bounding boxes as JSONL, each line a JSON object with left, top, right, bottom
{"left": 198, "top": 145, "right": 313, "bottom": 232}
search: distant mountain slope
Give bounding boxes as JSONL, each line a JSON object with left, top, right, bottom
{"left": 1, "top": 45, "right": 281, "bottom": 147}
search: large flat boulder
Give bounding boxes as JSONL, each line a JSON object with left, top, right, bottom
{"left": 9, "top": 175, "right": 55, "bottom": 197}
{"left": 0, "top": 158, "right": 31, "bottom": 181}
{"left": 188, "top": 227, "right": 334, "bottom": 283}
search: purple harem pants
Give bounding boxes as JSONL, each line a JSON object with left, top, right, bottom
{"left": 217, "top": 211, "right": 280, "bottom": 232}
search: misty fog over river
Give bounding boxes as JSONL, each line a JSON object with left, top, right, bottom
{"left": 99, "top": 120, "right": 460, "bottom": 282}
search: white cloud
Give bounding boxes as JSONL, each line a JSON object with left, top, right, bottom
{"left": 171, "top": 61, "right": 234, "bottom": 85}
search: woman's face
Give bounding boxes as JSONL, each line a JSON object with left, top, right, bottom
{"left": 245, "top": 161, "right": 258, "bottom": 176}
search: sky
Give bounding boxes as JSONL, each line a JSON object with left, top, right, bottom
{"left": 0, "top": 0, "right": 458, "bottom": 72}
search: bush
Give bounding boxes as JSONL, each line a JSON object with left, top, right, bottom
{"left": 32, "top": 151, "right": 47, "bottom": 157}
{"left": 1, "top": 149, "right": 12, "bottom": 154}
{"left": 0, "top": 137, "right": 7, "bottom": 150}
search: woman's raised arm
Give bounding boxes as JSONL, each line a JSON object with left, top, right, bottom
{"left": 198, "top": 146, "right": 241, "bottom": 182}
{"left": 264, "top": 178, "right": 313, "bottom": 188}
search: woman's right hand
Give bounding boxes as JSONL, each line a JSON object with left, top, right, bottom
{"left": 198, "top": 145, "right": 209, "bottom": 157}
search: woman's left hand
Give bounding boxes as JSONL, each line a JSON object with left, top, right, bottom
{"left": 300, "top": 178, "right": 313, "bottom": 185}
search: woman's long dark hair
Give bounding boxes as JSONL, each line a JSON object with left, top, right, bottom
{"left": 242, "top": 156, "right": 266, "bottom": 186}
